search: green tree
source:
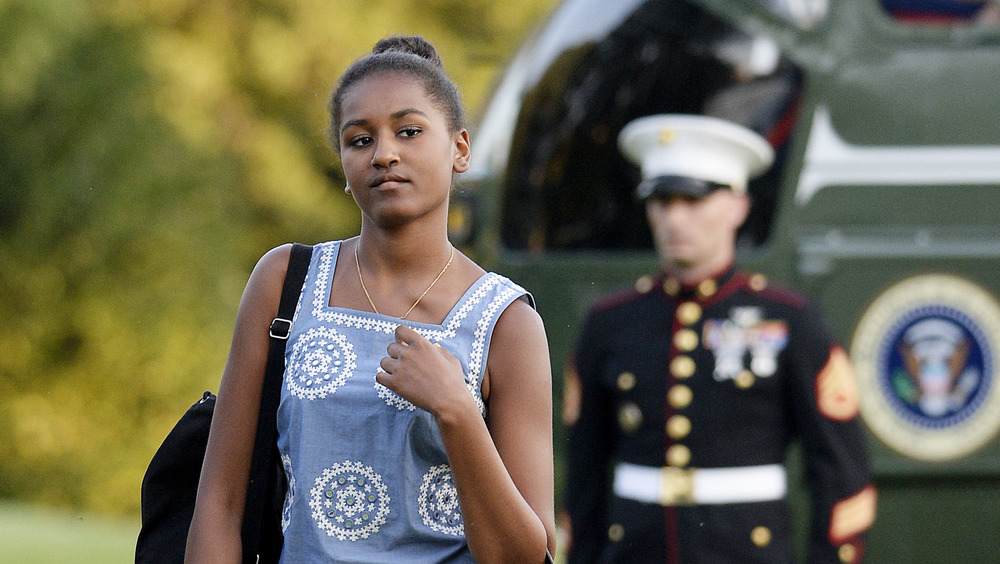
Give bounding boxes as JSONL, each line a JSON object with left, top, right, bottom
{"left": 0, "top": 0, "right": 557, "bottom": 517}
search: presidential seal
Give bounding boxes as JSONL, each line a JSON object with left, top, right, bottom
{"left": 851, "top": 274, "right": 1000, "bottom": 462}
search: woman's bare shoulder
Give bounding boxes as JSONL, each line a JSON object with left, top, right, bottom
{"left": 242, "top": 243, "right": 296, "bottom": 301}
{"left": 488, "top": 296, "right": 549, "bottom": 381}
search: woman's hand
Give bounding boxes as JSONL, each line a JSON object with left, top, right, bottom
{"left": 382, "top": 305, "right": 555, "bottom": 563}
{"left": 378, "top": 324, "right": 471, "bottom": 416}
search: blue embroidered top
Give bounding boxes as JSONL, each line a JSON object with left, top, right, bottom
{"left": 276, "top": 241, "right": 531, "bottom": 563}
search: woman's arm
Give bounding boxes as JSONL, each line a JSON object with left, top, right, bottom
{"left": 184, "top": 244, "right": 291, "bottom": 563}
{"left": 379, "top": 299, "right": 556, "bottom": 564}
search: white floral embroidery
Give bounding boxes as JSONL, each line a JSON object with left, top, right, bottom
{"left": 309, "top": 460, "right": 390, "bottom": 541}
{"left": 289, "top": 247, "right": 313, "bottom": 326}
{"left": 418, "top": 465, "right": 464, "bottom": 536}
{"left": 466, "top": 284, "right": 521, "bottom": 415}
{"left": 286, "top": 326, "right": 357, "bottom": 400}
{"left": 311, "top": 242, "right": 502, "bottom": 341}
{"left": 306, "top": 242, "right": 526, "bottom": 415}
{"left": 281, "top": 454, "right": 295, "bottom": 532}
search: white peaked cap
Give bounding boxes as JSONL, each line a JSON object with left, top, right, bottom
{"left": 618, "top": 114, "right": 775, "bottom": 195}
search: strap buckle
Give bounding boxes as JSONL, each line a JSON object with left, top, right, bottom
{"left": 659, "top": 466, "right": 695, "bottom": 506}
{"left": 269, "top": 317, "right": 292, "bottom": 339}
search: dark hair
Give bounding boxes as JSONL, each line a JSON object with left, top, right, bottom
{"left": 329, "top": 36, "right": 466, "bottom": 151}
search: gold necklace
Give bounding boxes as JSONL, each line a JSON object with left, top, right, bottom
{"left": 355, "top": 243, "right": 455, "bottom": 320}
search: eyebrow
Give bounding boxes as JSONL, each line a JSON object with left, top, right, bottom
{"left": 340, "top": 108, "right": 429, "bottom": 135}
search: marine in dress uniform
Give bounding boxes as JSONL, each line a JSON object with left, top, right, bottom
{"left": 563, "top": 115, "right": 875, "bottom": 564}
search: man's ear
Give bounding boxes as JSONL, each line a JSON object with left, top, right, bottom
{"left": 731, "top": 192, "right": 751, "bottom": 229}
{"left": 453, "top": 129, "right": 471, "bottom": 173}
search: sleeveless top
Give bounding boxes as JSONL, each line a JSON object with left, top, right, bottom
{"left": 276, "top": 240, "right": 532, "bottom": 563}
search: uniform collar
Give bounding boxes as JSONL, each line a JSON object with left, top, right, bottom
{"left": 659, "top": 265, "right": 737, "bottom": 301}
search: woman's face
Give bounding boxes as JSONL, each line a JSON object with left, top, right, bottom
{"left": 338, "top": 73, "right": 470, "bottom": 228}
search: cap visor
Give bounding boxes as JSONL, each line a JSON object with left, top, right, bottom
{"left": 636, "top": 175, "right": 729, "bottom": 200}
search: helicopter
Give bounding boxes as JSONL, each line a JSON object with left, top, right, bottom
{"left": 450, "top": 0, "right": 1000, "bottom": 560}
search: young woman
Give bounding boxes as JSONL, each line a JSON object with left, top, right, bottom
{"left": 186, "top": 36, "right": 556, "bottom": 563}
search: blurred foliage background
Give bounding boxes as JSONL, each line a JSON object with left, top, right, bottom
{"left": 0, "top": 0, "right": 558, "bottom": 519}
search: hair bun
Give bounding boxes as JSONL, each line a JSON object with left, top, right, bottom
{"left": 372, "top": 35, "right": 443, "bottom": 67}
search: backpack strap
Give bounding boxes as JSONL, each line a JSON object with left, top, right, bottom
{"left": 241, "top": 242, "right": 312, "bottom": 563}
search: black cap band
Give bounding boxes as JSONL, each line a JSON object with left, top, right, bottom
{"left": 636, "top": 175, "right": 732, "bottom": 200}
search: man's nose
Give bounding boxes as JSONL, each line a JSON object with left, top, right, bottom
{"left": 659, "top": 197, "right": 694, "bottom": 219}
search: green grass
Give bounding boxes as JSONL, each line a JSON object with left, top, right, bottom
{"left": 0, "top": 500, "right": 566, "bottom": 562}
{"left": 0, "top": 502, "right": 139, "bottom": 563}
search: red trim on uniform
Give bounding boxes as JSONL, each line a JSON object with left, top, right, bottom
{"left": 853, "top": 539, "right": 866, "bottom": 563}
{"left": 828, "top": 485, "right": 877, "bottom": 543}
{"left": 663, "top": 294, "right": 685, "bottom": 564}
{"left": 849, "top": 539, "right": 866, "bottom": 564}
{"left": 658, "top": 265, "right": 743, "bottom": 307}
{"left": 665, "top": 506, "right": 680, "bottom": 564}
{"left": 890, "top": 11, "right": 973, "bottom": 24}
{"left": 766, "top": 97, "right": 801, "bottom": 149}
{"left": 748, "top": 277, "right": 808, "bottom": 308}
{"left": 707, "top": 271, "right": 747, "bottom": 304}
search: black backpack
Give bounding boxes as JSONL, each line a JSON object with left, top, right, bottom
{"left": 136, "top": 243, "right": 312, "bottom": 564}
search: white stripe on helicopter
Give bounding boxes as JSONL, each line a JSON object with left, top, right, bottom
{"left": 795, "top": 105, "right": 1000, "bottom": 205}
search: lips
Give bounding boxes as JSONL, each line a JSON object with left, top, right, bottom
{"left": 370, "top": 174, "right": 408, "bottom": 188}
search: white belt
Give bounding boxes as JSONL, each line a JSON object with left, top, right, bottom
{"left": 613, "top": 462, "right": 787, "bottom": 506}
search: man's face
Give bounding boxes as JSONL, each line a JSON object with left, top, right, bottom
{"left": 645, "top": 189, "right": 749, "bottom": 273}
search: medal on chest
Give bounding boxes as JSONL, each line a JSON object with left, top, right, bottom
{"left": 703, "top": 306, "right": 789, "bottom": 382}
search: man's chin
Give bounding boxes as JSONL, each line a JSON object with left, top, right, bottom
{"left": 664, "top": 247, "right": 694, "bottom": 266}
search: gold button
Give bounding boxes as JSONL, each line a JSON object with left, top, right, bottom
{"left": 608, "top": 523, "right": 625, "bottom": 542}
{"left": 751, "top": 526, "right": 772, "bottom": 547}
{"left": 617, "top": 403, "right": 643, "bottom": 434}
{"left": 668, "top": 385, "right": 692, "bottom": 408}
{"left": 666, "top": 444, "right": 691, "bottom": 467}
{"left": 749, "top": 273, "right": 768, "bottom": 291}
{"left": 617, "top": 372, "right": 636, "bottom": 391}
{"left": 697, "top": 279, "right": 717, "bottom": 298}
{"left": 635, "top": 276, "right": 654, "bottom": 294}
{"left": 670, "top": 356, "right": 695, "bottom": 379}
{"left": 676, "top": 302, "right": 702, "bottom": 325}
{"left": 735, "top": 370, "right": 755, "bottom": 389}
{"left": 663, "top": 278, "right": 680, "bottom": 296}
{"left": 673, "top": 329, "right": 698, "bottom": 351}
{"left": 838, "top": 543, "right": 856, "bottom": 563}
{"left": 666, "top": 415, "right": 691, "bottom": 439}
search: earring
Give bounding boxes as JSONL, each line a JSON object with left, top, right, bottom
{"left": 344, "top": 185, "right": 351, "bottom": 194}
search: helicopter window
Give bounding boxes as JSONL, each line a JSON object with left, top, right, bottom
{"left": 500, "top": 0, "right": 804, "bottom": 251}
{"left": 879, "top": 0, "right": 1000, "bottom": 24}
